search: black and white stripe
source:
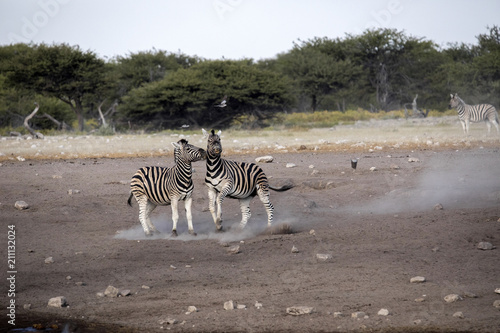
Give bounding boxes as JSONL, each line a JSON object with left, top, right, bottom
{"left": 202, "top": 129, "right": 292, "bottom": 231}
{"left": 449, "top": 93, "right": 499, "bottom": 134}
{"left": 127, "top": 139, "right": 206, "bottom": 236}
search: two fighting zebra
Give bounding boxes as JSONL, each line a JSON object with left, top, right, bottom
{"left": 128, "top": 131, "right": 292, "bottom": 236}
{"left": 448, "top": 93, "right": 499, "bottom": 135}
{"left": 128, "top": 139, "right": 206, "bottom": 236}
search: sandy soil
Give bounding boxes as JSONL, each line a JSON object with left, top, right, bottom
{"left": 1, "top": 118, "right": 500, "bottom": 332}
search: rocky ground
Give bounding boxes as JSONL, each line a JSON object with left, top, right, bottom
{"left": 1, "top": 119, "right": 500, "bottom": 332}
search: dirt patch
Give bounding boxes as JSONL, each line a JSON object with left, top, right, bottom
{"left": 1, "top": 123, "right": 500, "bottom": 332}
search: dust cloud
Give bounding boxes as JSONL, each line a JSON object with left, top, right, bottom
{"left": 346, "top": 150, "right": 500, "bottom": 215}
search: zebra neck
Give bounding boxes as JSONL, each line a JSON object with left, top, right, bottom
{"left": 455, "top": 101, "right": 467, "bottom": 118}
{"left": 206, "top": 152, "right": 222, "bottom": 169}
{"left": 174, "top": 161, "right": 193, "bottom": 176}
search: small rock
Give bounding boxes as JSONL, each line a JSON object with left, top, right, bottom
{"left": 369, "top": 166, "right": 377, "bottom": 171}
{"left": 104, "top": 285, "right": 119, "bottom": 298}
{"left": 52, "top": 175, "right": 62, "bottom": 179}
{"left": 187, "top": 306, "right": 197, "bottom": 313}
{"left": 444, "top": 294, "right": 462, "bottom": 303}
{"left": 227, "top": 245, "right": 240, "bottom": 254}
{"left": 351, "top": 311, "right": 366, "bottom": 319}
{"left": 390, "top": 164, "right": 400, "bottom": 170}
{"left": 378, "top": 308, "right": 390, "bottom": 316}
{"left": 224, "top": 300, "right": 234, "bottom": 310}
{"left": 65, "top": 276, "right": 72, "bottom": 280}
{"left": 75, "top": 282, "right": 85, "bottom": 286}
{"left": 16, "top": 156, "right": 25, "bottom": 162}
{"left": 408, "top": 157, "right": 420, "bottom": 163}
{"left": 254, "top": 301, "right": 263, "bottom": 309}
{"left": 434, "top": 203, "right": 444, "bottom": 210}
{"left": 291, "top": 245, "right": 299, "bottom": 253}
{"left": 44, "top": 257, "right": 54, "bottom": 264}
{"left": 158, "top": 318, "right": 178, "bottom": 325}
{"left": 463, "top": 291, "right": 477, "bottom": 298}
{"left": 286, "top": 163, "right": 297, "bottom": 168}
{"left": 23, "top": 304, "right": 32, "bottom": 310}
{"left": 170, "top": 265, "right": 177, "bottom": 270}
{"left": 255, "top": 156, "right": 274, "bottom": 163}
{"left": 410, "top": 276, "right": 426, "bottom": 283}
{"left": 493, "top": 300, "right": 500, "bottom": 309}
{"left": 477, "top": 242, "right": 494, "bottom": 250}
{"left": 453, "top": 311, "right": 464, "bottom": 319}
{"left": 67, "top": 189, "right": 81, "bottom": 195}
{"left": 333, "top": 312, "right": 344, "bottom": 318}
{"left": 141, "top": 285, "right": 150, "bottom": 289}
{"left": 495, "top": 288, "right": 500, "bottom": 294}
{"left": 316, "top": 253, "right": 332, "bottom": 261}
{"left": 237, "top": 304, "right": 247, "bottom": 310}
{"left": 415, "top": 297, "right": 426, "bottom": 302}
{"left": 47, "top": 296, "right": 68, "bottom": 308}
{"left": 119, "top": 289, "right": 131, "bottom": 297}
{"left": 15, "top": 201, "right": 29, "bottom": 210}
{"left": 96, "top": 292, "right": 105, "bottom": 298}
{"left": 286, "top": 306, "right": 314, "bottom": 316}
{"left": 309, "top": 229, "right": 316, "bottom": 235}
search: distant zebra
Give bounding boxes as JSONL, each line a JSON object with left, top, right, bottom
{"left": 202, "top": 129, "right": 293, "bottom": 231}
{"left": 127, "top": 139, "right": 206, "bottom": 236}
{"left": 448, "top": 93, "right": 499, "bottom": 135}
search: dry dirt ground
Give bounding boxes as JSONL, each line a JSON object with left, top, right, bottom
{"left": 1, "top": 119, "right": 500, "bottom": 332}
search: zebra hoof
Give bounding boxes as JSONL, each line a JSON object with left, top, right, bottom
{"left": 189, "top": 230, "right": 197, "bottom": 236}
{"left": 145, "top": 231, "right": 154, "bottom": 237}
{"left": 171, "top": 230, "right": 178, "bottom": 237}
{"left": 216, "top": 226, "right": 224, "bottom": 233}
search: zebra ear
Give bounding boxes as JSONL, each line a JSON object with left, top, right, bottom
{"left": 217, "top": 130, "right": 222, "bottom": 137}
{"left": 450, "top": 94, "right": 454, "bottom": 98}
{"left": 202, "top": 128, "right": 207, "bottom": 137}
{"left": 171, "top": 141, "right": 181, "bottom": 149}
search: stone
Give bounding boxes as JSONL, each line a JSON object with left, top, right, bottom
{"left": 16, "top": 156, "right": 25, "bottom": 161}
{"left": 415, "top": 297, "right": 425, "bottom": 302}
{"left": 351, "top": 311, "right": 366, "bottom": 319}
{"left": 15, "top": 201, "right": 29, "bottom": 210}
{"left": 410, "top": 276, "right": 426, "bottom": 283}
{"left": 255, "top": 156, "right": 273, "bottom": 163}
{"left": 224, "top": 300, "right": 234, "bottom": 310}
{"left": 463, "top": 291, "right": 477, "bottom": 298}
{"left": 237, "top": 304, "right": 247, "bottom": 310}
{"left": 66, "top": 276, "right": 72, "bottom": 280}
{"left": 254, "top": 301, "right": 263, "bottom": 309}
{"left": 316, "top": 253, "right": 332, "bottom": 261}
{"left": 495, "top": 288, "right": 500, "bottom": 294}
{"left": 291, "top": 245, "right": 299, "bottom": 253}
{"left": 309, "top": 229, "right": 316, "bottom": 235}
{"left": 141, "top": 285, "right": 150, "bottom": 289}
{"left": 119, "top": 289, "right": 131, "bottom": 297}
{"left": 96, "top": 292, "right": 105, "bottom": 298}
{"left": 67, "top": 189, "right": 81, "bottom": 195}
{"left": 286, "top": 306, "right": 314, "bottom": 315}
{"left": 453, "top": 311, "right": 464, "bottom": 319}
{"left": 48, "top": 296, "right": 68, "bottom": 308}
{"left": 44, "top": 257, "right": 54, "bottom": 264}
{"left": 333, "top": 312, "right": 344, "bottom": 318}
{"left": 369, "top": 166, "right": 377, "bottom": 171}
{"left": 227, "top": 245, "right": 240, "bottom": 254}
{"left": 390, "top": 164, "right": 400, "bottom": 170}
{"left": 286, "top": 163, "right": 297, "bottom": 168}
{"left": 408, "top": 157, "right": 420, "bottom": 163}
{"left": 104, "top": 285, "right": 120, "bottom": 298}
{"left": 434, "top": 203, "right": 444, "bottom": 210}
{"left": 477, "top": 242, "right": 494, "bottom": 250}
{"left": 444, "top": 294, "right": 462, "bottom": 303}
{"left": 23, "top": 304, "right": 32, "bottom": 310}
{"left": 187, "top": 306, "right": 197, "bottom": 313}
{"left": 493, "top": 300, "right": 500, "bottom": 309}
{"left": 378, "top": 308, "right": 390, "bottom": 316}
{"left": 158, "top": 318, "right": 178, "bottom": 325}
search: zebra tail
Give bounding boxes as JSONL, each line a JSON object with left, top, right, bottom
{"left": 127, "top": 192, "right": 134, "bottom": 207}
{"left": 269, "top": 183, "right": 294, "bottom": 192}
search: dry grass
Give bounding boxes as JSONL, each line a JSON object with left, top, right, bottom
{"left": 1, "top": 116, "right": 499, "bottom": 162}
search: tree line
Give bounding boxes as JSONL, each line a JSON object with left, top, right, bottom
{"left": 0, "top": 26, "right": 499, "bottom": 133}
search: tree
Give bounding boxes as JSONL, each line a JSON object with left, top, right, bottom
{"left": 120, "top": 59, "right": 294, "bottom": 130}
{"left": 5, "top": 43, "right": 106, "bottom": 131}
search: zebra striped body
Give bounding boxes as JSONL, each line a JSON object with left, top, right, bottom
{"left": 448, "top": 93, "right": 499, "bottom": 135}
{"left": 202, "top": 129, "right": 292, "bottom": 231}
{"left": 127, "top": 139, "right": 206, "bottom": 236}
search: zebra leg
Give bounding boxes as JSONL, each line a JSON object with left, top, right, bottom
{"left": 257, "top": 188, "right": 275, "bottom": 228}
{"left": 465, "top": 119, "right": 470, "bottom": 135}
{"left": 170, "top": 198, "right": 180, "bottom": 237}
{"left": 238, "top": 197, "right": 252, "bottom": 229}
{"left": 207, "top": 188, "right": 222, "bottom": 231}
{"left": 184, "top": 196, "right": 197, "bottom": 236}
{"left": 138, "top": 198, "right": 157, "bottom": 236}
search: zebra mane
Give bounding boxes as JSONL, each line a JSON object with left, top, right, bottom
{"left": 211, "top": 129, "right": 215, "bottom": 135}
{"left": 178, "top": 139, "right": 188, "bottom": 145}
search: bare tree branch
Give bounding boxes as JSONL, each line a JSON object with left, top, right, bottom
{"left": 24, "top": 102, "right": 44, "bottom": 139}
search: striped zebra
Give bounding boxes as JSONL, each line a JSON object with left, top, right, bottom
{"left": 202, "top": 129, "right": 293, "bottom": 231}
{"left": 127, "top": 139, "right": 206, "bottom": 236}
{"left": 448, "top": 93, "right": 499, "bottom": 135}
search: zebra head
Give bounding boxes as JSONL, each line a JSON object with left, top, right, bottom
{"left": 171, "top": 139, "right": 206, "bottom": 163}
{"left": 203, "top": 129, "right": 222, "bottom": 157}
{"left": 449, "top": 93, "right": 462, "bottom": 109}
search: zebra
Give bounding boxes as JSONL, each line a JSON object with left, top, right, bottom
{"left": 202, "top": 129, "right": 293, "bottom": 231}
{"left": 448, "top": 93, "right": 499, "bottom": 135}
{"left": 127, "top": 139, "right": 206, "bottom": 236}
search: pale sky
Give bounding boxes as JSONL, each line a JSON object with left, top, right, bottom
{"left": 1, "top": 0, "right": 499, "bottom": 60}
